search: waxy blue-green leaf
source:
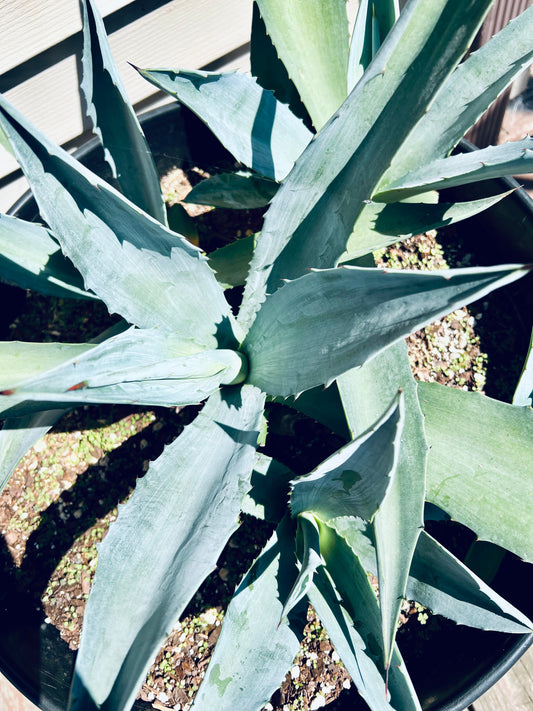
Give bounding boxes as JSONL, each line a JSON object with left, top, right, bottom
{"left": 137, "top": 68, "right": 311, "bottom": 182}
{"left": 419, "top": 382, "right": 533, "bottom": 563}
{"left": 341, "top": 190, "right": 512, "bottom": 260}
{"left": 0, "top": 321, "right": 127, "bottom": 489}
{"left": 81, "top": 0, "right": 166, "bottom": 223}
{"left": 381, "top": 4, "right": 533, "bottom": 185}
{"left": 208, "top": 234, "right": 255, "bottom": 289}
{"left": 238, "top": 0, "right": 493, "bottom": 331}
{"left": 0, "top": 328, "right": 246, "bottom": 416}
{"left": 185, "top": 172, "right": 278, "bottom": 209}
{"left": 409, "top": 531, "right": 533, "bottom": 634}
{"left": 279, "top": 514, "right": 323, "bottom": 621}
{"left": 241, "top": 452, "right": 293, "bottom": 522}
{"left": 348, "top": 0, "right": 399, "bottom": 91}
{"left": 0, "top": 341, "right": 92, "bottom": 390}
{"left": 272, "top": 383, "right": 351, "bottom": 439}
{"left": 190, "top": 515, "right": 305, "bottom": 711}
{"left": 0, "top": 410, "right": 64, "bottom": 494}
{"left": 249, "top": 2, "right": 309, "bottom": 126}
{"left": 311, "top": 522, "right": 422, "bottom": 711}
{"left": 0, "top": 213, "right": 95, "bottom": 299}
{"left": 69, "top": 385, "right": 264, "bottom": 711}
{"left": 330, "top": 515, "right": 533, "bottom": 636}
{"left": 290, "top": 394, "right": 403, "bottom": 521}
{"left": 255, "top": 0, "right": 349, "bottom": 129}
{"left": 337, "top": 340, "right": 426, "bottom": 669}
{"left": 514, "top": 328, "right": 533, "bottom": 407}
{"left": 243, "top": 262, "right": 530, "bottom": 397}
{"left": 375, "top": 138, "right": 533, "bottom": 202}
{"left": 0, "top": 93, "right": 234, "bottom": 348}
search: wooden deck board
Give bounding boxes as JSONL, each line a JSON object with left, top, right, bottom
{"left": 472, "top": 645, "right": 533, "bottom": 711}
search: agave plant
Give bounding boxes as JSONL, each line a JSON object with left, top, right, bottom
{"left": 1, "top": 0, "right": 533, "bottom": 710}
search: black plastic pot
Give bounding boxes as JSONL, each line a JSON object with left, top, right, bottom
{"left": 1, "top": 102, "right": 532, "bottom": 711}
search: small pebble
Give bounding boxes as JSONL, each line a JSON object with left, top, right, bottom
{"left": 310, "top": 695, "right": 326, "bottom": 709}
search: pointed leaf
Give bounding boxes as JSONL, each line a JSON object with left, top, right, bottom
{"left": 514, "top": 328, "right": 533, "bottom": 407}
{"left": 243, "top": 263, "right": 530, "bottom": 397}
{"left": 0, "top": 93, "right": 234, "bottom": 347}
{"left": 376, "top": 138, "right": 533, "bottom": 202}
{"left": 338, "top": 340, "right": 426, "bottom": 668}
{"left": 0, "top": 410, "right": 64, "bottom": 493}
{"left": 348, "top": 0, "right": 399, "bottom": 91}
{"left": 382, "top": 5, "right": 533, "bottom": 185}
{"left": 311, "top": 522, "right": 422, "bottom": 711}
{"left": 0, "top": 213, "right": 95, "bottom": 299}
{"left": 342, "top": 190, "right": 512, "bottom": 260}
{"left": 250, "top": 2, "right": 309, "bottom": 126}
{"left": 190, "top": 515, "right": 305, "bottom": 711}
{"left": 185, "top": 172, "right": 278, "bottom": 209}
{"left": 81, "top": 0, "right": 166, "bottom": 223}
{"left": 409, "top": 531, "right": 533, "bottom": 634}
{"left": 280, "top": 514, "right": 323, "bottom": 621}
{"left": 241, "top": 452, "right": 293, "bottom": 522}
{"left": 290, "top": 394, "right": 403, "bottom": 521}
{"left": 0, "top": 341, "right": 93, "bottom": 390}
{"left": 255, "top": 0, "right": 350, "bottom": 129}
{"left": 69, "top": 385, "right": 264, "bottom": 711}
{"left": 208, "top": 235, "right": 255, "bottom": 289}
{"left": 419, "top": 381, "right": 533, "bottom": 563}
{"left": 330, "top": 515, "right": 533, "bottom": 637}
{"left": 238, "top": 0, "right": 493, "bottom": 330}
{"left": 0, "top": 322, "right": 129, "bottom": 493}
{"left": 0, "top": 329, "right": 246, "bottom": 416}
{"left": 137, "top": 68, "right": 311, "bottom": 182}
{"left": 272, "top": 383, "right": 351, "bottom": 439}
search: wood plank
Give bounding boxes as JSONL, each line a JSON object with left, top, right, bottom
{"left": 472, "top": 645, "right": 533, "bottom": 711}
{"left": 0, "top": 673, "right": 39, "bottom": 711}
{"left": 0, "top": 1, "right": 252, "bottom": 181}
{"left": 0, "top": 0, "right": 135, "bottom": 74}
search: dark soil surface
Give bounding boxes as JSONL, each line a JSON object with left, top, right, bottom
{"left": 0, "top": 162, "right": 525, "bottom": 711}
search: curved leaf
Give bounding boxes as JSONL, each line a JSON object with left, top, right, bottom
{"left": 381, "top": 5, "right": 533, "bottom": 185}
{"left": 0, "top": 329, "right": 246, "bottom": 415}
{"left": 419, "top": 382, "right": 533, "bottom": 563}
{"left": 190, "top": 515, "right": 305, "bottom": 711}
{"left": 249, "top": 2, "right": 309, "bottom": 126}
{"left": 409, "top": 531, "right": 533, "bottom": 634}
{"left": 348, "top": 0, "right": 399, "bottom": 91}
{"left": 0, "top": 410, "right": 65, "bottom": 493}
{"left": 137, "top": 68, "right": 311, "bottom": 182}
{"left": 255, "top": 0, "right": 350, "bottom": 130}
{"left": 241, "top": 452, "right": 293, "bottom": 522}
{"left": 376, "top": 138, "right": 533, "bottom": 202}
{"left": 514, "top": 328, "right": 533, "bottom": 407}
{"left": 238, "top": 0, "right": 493, "bottom": 331}
{"left": 342, "top": 190, "right": 512, "bottom": 260}
{"left": 290, "top": 394, "right": 403, "bottom": 522}
{"left": 243, "top": 263, "right": 530, "bottom": 397}
{"left": 330, "top": 516, "right": 533, "bottom": 636}
{"left": 337, "top": 340, "right": 426, "bottom": 669}
{"left": 208, "top": 234, "right": 255, "bottom": 289}
{"left": 0, "top": 93, "right": 234, "bottom": 348}
{"left": 185, "top": 172, "right": 277, "bottom": 209}
{"left": 81, "top": 0, "right": 166, "bottom": 223}
{"left": 0, "top": 213, "right": 95, "bottom": 299}
{"left": 0, "top": 322, "right": 127, "bottom": 493}
{"left": 69, "top": 385, "right": 264, "bottom": 711}
{"left": 311, "top": 522, "right": 422, "bottom": 711}
{"left": 280, "top": 514, "right": 323, "bottom": 621}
